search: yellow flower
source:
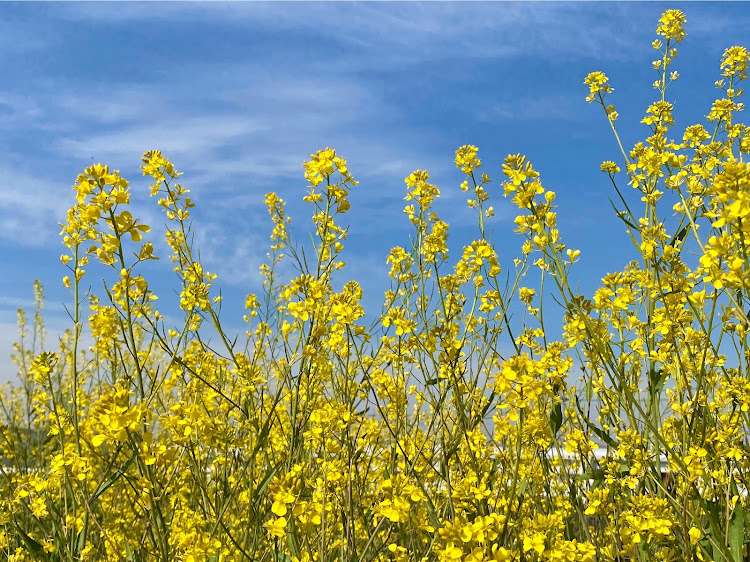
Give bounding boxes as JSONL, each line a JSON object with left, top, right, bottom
{"left": 689, "top": 527, "right": 702, "bottom": 545}
{"left": 656, "top": 10, "right": 686, "bottom": 43}
{"left": 584, "top": 71, "right": 614, "bottom": 102}
{"left": 600, "top": 161, "right": 620, "bottom": 174}
{"left": 523, "top": 531, "right": 546, "bottom": 556}
{"left": 455, "top": 145, "right": 482, "bottom": 174}
{"left": 721, "top": 46, "right": 749, "bottom": 80}
{"left": 264, "top": 516, "right": 287, "bottom": 539}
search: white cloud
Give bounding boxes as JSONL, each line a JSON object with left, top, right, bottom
{"left": 49, "top": 73, "right": 386, "bottom": 181}
{"left": 0, "top": 18, "right": 56, "bottom": 61}
{"left": 0, "top": 296, "right": 36, "bottom": 310}
{"left": 55, "top": 88, "right": 169, "bottom": 125}
{"left": 51, "top": 2, "right": 648, "bottom": 69}
{"left": 190, "top": 218, "right": 268, "bottom": 289}
{"left": 0, "top": 93, "right": 43, "bottom": 126}
{"left": 57, "top": 115, "right": 271, "bottom": 164}
{"left": 48, "top": 1, "right": 750, "bottom": 75}
{"left": 476, "top": 95, "right": 579, "bottom": 123}
{"left": 0, "top": 167, "right": 71, "bottom": 247}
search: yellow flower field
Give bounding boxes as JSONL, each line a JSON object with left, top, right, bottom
{"left": 1, "top": 10, "right": 750, "bottom": 562}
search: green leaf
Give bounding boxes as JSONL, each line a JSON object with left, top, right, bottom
{"left": 669, "top": 224, "right": 689, "bottom": 248}
{"left": 14, "top": 522, "right": 47, "bottom": 556}
{"left": 74, "top": 513, "right": 90, "bottom": 557}
{"left": 90, "top": 453, "right": 137, "bottom": 503}
{"left": 251, "top": 462, "right": 281, "bottom": 509}
{"left": 649, "top": 367, "right": 667, "bottom": 396}
{"left": 576, "top": 469, "right": 605, "bottom": 485}
{"left": 550, "top": 402, "right": 563, "bottom": 437}
{"left": 730, "top": 503, "right": 745, "bottom": 562}
{"left": 704, "top": 499, "right": 723, "bottom": 561}
{"left": 574, "top": 395, "right": 618, "bottom": 448}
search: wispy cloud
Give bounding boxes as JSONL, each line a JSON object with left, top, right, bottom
{"left": 0, "top": 92, "right": 43, "bottom": 127}
{"left": 0, "top": 166, "right": 71, "bottom": 247}
{"left": 190, "top": 216, "right": 269, "bottom": 290}
{"left": 58, "top": 115, "right": 271, "bottom": 165}
{"left": 681, "top": 7, "right": 750, "bottom": 38}
{"left": 54, "top": 88, "right": 170, "bottom": 126}
{"left": 51, "top": 73, "right": 387, "bottom": 178}
{"left": 0, "top": 16, "right": 57, "bottom": 59}
{"left": 51, "top": 2, "right": 648, "bottom": 67}
{"left": 476, "top": 95, "right": 580, "bottom": 123}
{"left": 0, "top": 296, "right": 35, "bottom": 310}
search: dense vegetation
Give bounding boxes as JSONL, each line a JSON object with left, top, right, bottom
{"left": 2, "top": 10, "right": 750, "bottom": 562}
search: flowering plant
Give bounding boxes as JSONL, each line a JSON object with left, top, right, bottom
{"left": 2, "top": 10, "right": 749, "bottom": 562}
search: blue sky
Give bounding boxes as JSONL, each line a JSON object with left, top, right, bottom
{"left": 1, "top": 2, "right": 748, "bottom": 384}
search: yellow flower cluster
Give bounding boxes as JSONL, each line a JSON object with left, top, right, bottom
{"left": 2, "top": 9, "right": 750, "bottom": 562}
